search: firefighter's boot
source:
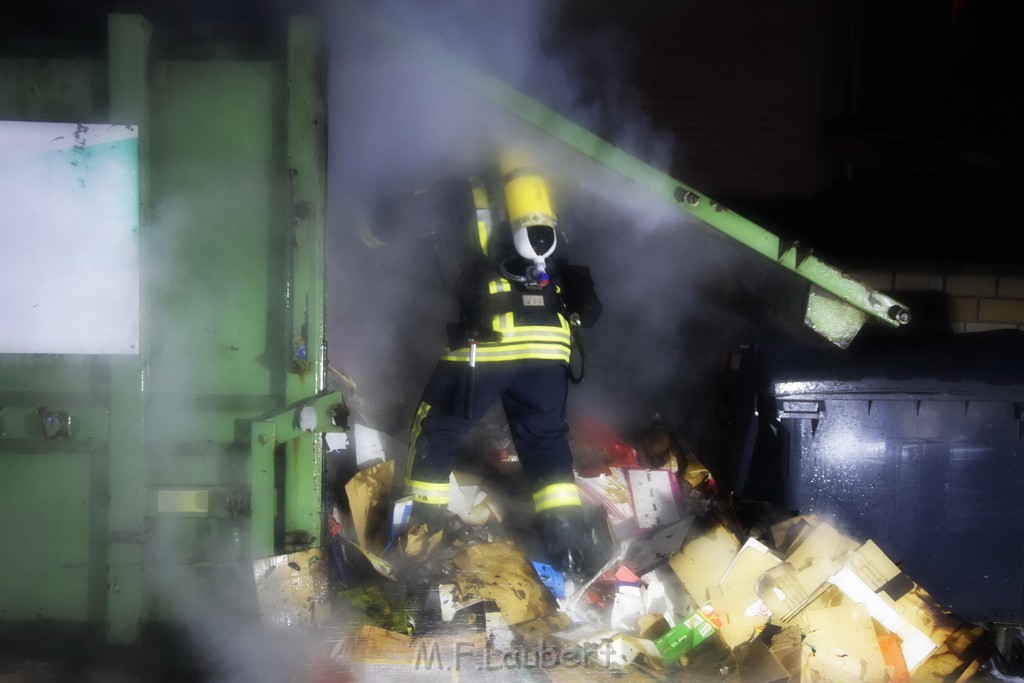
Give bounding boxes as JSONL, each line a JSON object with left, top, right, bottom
{"left": 537, "top": 507, "right": 588, "bottom": 576}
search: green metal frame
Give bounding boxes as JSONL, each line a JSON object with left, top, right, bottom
{"left": 345, "top": 2, "right": 911, "bottom": 346}
{"left": 106, "top": 12, "right": 151, "bottom": 644}
{"left": 249, "top": 391, "right": 345, "bottom": 558}
{"left": 0, "top": 13, "right": 332, "bottom": 648}
{"left": 279, "top": 16, "right": 329, "bottom": 555}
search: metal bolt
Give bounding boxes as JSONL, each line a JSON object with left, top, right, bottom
{"left": 257, "top": 434, "right": 268, "bottom": 445}
{"left": 888, "top": 305, "right": 912, "bottom": 324}
{"left": 673, "top": 187, "right": 701, "bottom": 206}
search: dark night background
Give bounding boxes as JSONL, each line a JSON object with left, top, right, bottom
{"left": 3, "top": 0, "right": 1021, "bottom": 267}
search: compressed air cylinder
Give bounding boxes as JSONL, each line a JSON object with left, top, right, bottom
{"left": 504, "top": 171, "right": 558, "bottom": 233}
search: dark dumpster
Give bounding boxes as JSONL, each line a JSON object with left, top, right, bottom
{"left": 733, "top": 329, "right": 1024, "bottom": 624}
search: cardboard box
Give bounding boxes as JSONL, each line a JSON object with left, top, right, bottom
{"left": 668, "top": 521, "right": 741, "bottom": 605}
{"left": 575, "top": 468, "right": 638, "bottom": 543}
{"left": 754, "top": 521, "right": 858, "bottom": 622}
{"left": 800, "top": 603, "right": 888, "bottom": 683}
{"left": 770, "top": 514, "right": 820, "bottom": 555}
{"left": 447, "top": 470, "right": 504, "bottom": 524}
{"left": 710, "top": 537, "right": 781, "bottom": 647}
{"left": 353, "top": 422, "right": 406, "bottom": 468}
{"left": 623, "top": 517, "right": 695, "bottom": 576}
{"left": 450, "top": 541, "right": 559, "bottom": 626}
{"left": 733, "top": 640, "right": 791, "bottom": 683}
{"left": 755, "top": 561, "right": 821, "bottom": 622}
{"left": 344, "top": 459, "right": 395, "bottom": 553}
{"left": 626, "top": 468, "right": 685, "bottom": 530}
{"left": 876, "top": 633, "right": 911, "bottom": 683}
{"left": 826, "top": 566, "right": 942, "bottom": 672}
{"left": 653, "top": 604, "right": 722, "bottom": 664}
{"left": 768, "top": 624, "right": 804, "bottom": 680}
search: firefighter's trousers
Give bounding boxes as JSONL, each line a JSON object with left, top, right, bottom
{"left": 405, "top": 359, "right": 581, "bottom": 513}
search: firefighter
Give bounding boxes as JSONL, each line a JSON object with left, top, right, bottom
{"left": 398, "top": 157, "right": 602, "bottom": 574}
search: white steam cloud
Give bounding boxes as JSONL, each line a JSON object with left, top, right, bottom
{"left": 326, "top": 0, "right": 751, "bottom": 437}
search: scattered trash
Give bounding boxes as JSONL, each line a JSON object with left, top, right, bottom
{"left": 344, "top": 459, "right": 395, "bottom": 553}
{"left": 257, "top": 415, "right": 1002, "bottom": 681}
{"left": 252, "top": 548, "right": 330, "bottom": 628}
{"left": 654, "top": 603, "right": 722, "bottom": 665}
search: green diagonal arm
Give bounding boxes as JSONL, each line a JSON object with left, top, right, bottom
{"left": 346, "top": 2, "right": 911, "bottom": 345}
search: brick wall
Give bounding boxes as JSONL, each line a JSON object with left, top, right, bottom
{"left": 628, "top": 2, "right": 851, "bottom": 198}
{"left": 846, "top": 266, "right": 1024, "bottom": 333}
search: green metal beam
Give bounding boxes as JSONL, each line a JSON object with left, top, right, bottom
{"left": 249, "top": 422, "right": 276, "bottom": 558}
{"left": 345, "top": 2, "right": 912, "bottom": 345}
{"left": 105, "top": 13, "right": 150, "bottom": 644}
{"left": 249, "top": 391, "right": 345, "bottom": 556}
{"left": 282, "top": 16, "right": 328, "bottom": 549}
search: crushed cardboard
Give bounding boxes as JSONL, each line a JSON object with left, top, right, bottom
{"left": 711, "top": 537, "right": 780, "bottom": 648}
{"left": 345, "top": 459, "right": 395, "bottom": 553}
{"left": 448, "top": 470, "right": 505, "bottom": 525}
{"left": 449, "top": 541, "right": 562, "bottom": 627}
{"left": 300, "top": 419, "right": 1001, "bottom": 682}
{"left": 801, "top": 603, "right": 889, "bottom": 683}
{"left": 733, "top": 640, "right": 791, "bottom": 683}
{"left": 626, "top": 468, "right": 685, "bottom": 530}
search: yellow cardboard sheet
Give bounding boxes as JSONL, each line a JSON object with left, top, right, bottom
{"left": 708, "top": 537, "right": 781, "bottom": 647}
{"left": 800, "top": 603, "right": 888, "bottom": 683}
{"left": 668, "top": 521, "right": 740, "bottom": 605}
{"left": 450, "top": 541, "right": 559, "bottom": 626}
{"left": 344, "top": 459, "right": 395, "bottom": 554}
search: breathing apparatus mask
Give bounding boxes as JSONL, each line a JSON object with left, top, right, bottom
{"left": 502, "top": 165, "right": 558, "bottom": 288}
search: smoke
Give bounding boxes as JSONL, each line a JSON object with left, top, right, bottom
{"left": 326, "top": 0, "right": 750, "bottom": 437}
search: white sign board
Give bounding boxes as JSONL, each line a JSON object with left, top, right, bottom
{"left": 0, "top": 121, "right": 140, "bottom": 354}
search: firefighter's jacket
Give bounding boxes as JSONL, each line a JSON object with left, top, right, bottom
{"left": 441, "top": 260, "right": 574, "bottom": 365}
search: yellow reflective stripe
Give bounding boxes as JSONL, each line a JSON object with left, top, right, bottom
{"left": 406, "top": 402, "right": 431, "bottom": 480}
{"left": 441, "top": 344, "right": 571, "bottom": 363}
{"left": 477, "top": 219, "right": 489, "bottom": 256}
{"left": 488, "top": 279, "right": 513, "bottom": 294}
{"left": 533, "top": 483, "right": 582, "bottom": 513}
{"left": 407, "top": 479, "right": 450, "bottom": 505}
{"left": 411, "top": 493, "right": 449, "bottom": 505}
{"left": 498, "top": 327, "right": 571, "bottom": 343}
{"left": 408, "top": 480, "right": 449, "bottom": 491}
{"left": 441, "top": 307, "right": 571, "bottom": 363}
{"left": 470, "top": 179, "right": 491, "bottom": 256}
{"left": 493, "top": 312, "right": 514, "bottom": 331}
{"left": 470, "top": 180, "right": 489, "bottom": 207}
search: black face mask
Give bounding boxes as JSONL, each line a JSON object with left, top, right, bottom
{"left": 526, "top": 225, "right": 556, "bottom": 257}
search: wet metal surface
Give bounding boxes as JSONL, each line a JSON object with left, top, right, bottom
{"left": 770, "top": 393, "right": 1024, "bottom": 622}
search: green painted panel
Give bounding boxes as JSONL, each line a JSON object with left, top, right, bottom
{"left": 0, "top": 453, "right": 93, "bottom": 621}
{"left": 0, "top": 405, "right": 110, "bottom": 442}
{"left": 147, "top": 60, "right": 285, "bottom": 399}
{"left": 0, "top": 59, "right": 106, "bottom": 121}
{"left": 157, "top": 61, "right": 275, "bottom": 161}
{"left": 0, "top": 357, "right": 107, "bottom": 393}
{"left": 146, "top": 443, "right": 247, "bottom": 488}
{"left": 0, "top": 16, "right": 324, "bottom": 644}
